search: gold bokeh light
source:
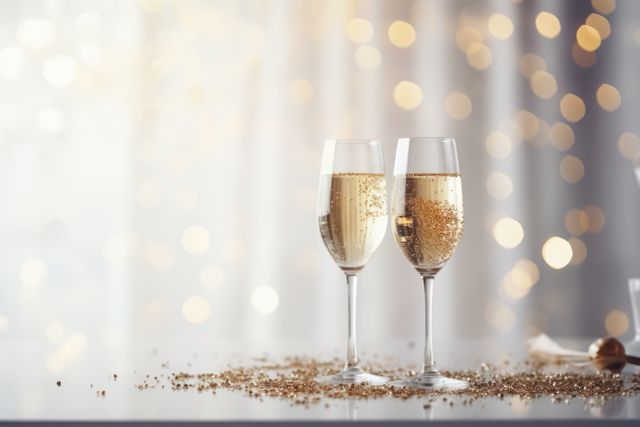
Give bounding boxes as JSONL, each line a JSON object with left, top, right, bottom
{"left": 347, "top": 18, "right": 373, "bottom": 44}
{"left": 530, "top": 70, "right": 557, "bottom": 99}
{"left": 571, "top": 43, "right": 597, "bottom": 68}
{"left": 617, "top": 132, "right": 640, "bottom": 160}
{"left": 465, "top": 42, "right": 492, "bottom": 70}
{"left": 591, "top": 0, "right": 616, "bottom": 15}
{"left": 488, "top": 14, "right": 514, "bottom": 40}
{"left": 559, "top": 155, "right": 585, "bottom": 184}
{"left": 445, "top": 91, "right": 472, "bottom": 120}
{"left": 388, "top": 20, "right": 416, "bottom": 48}
{"left": 549, "top": 122, "right": 575, "bottom": 151}
{"left": 513, "top": 110, "right": 540, "bottom": 141}
{"left": 604, "top": 310, "right": 629, "bottom": 337}
{"left": 568, "top": 237, "right": 588, "bottom": 265}
{"left": 486, "top": 131, "right": 512, "bottom": 159}
{"left": 520, "top": 53, "right": 547, "bottom": 78}
{"left": 393, "top": 80, "right": 423, "bottom": 110}
{"left": 560, "top": 93, "right": 586, "bottom": 123}
{"left": 586, "top": 13, "right": 611, "bottom": 40}
{"left": 576, "top": 25, "right": 601, "bottom": 52}
{"left": 486, "top": 172, "right": 513, "bottom": 200}
{"left": 596, "top": 83, "right": 621, "bottom": 112}
{"left": 535, "top": 11, "right": 561, "bottom": 39}
{"left": 493, "top": 217, "right": 524, "bottom": 249}
{"left": 355, "top": 45, "right": 381, "bottom": 70}
{"left": 542, "top": 236, "right": 573, "bottom": 270}
{"left": 564, "top": 208, "right": 589, "bottom": 236}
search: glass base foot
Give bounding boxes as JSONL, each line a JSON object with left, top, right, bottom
{"left": 315, "top": 367, "right": 388, "bottom": 385}
{"left": 392, "top": 371, "right": 468, "bottom": 390}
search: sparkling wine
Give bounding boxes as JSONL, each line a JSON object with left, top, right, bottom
{"left": 318, "top": 173, "right": 387, "bottom": 272}
{"left": 392, "top": 173, "right": 463, "bottom": 274}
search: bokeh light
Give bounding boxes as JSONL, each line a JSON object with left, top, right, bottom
{"left": 19, "top": 259, "right": 48, "bottom": 288}
{"left": 465, "top": 42, "right": 492, "bottom": 70}
{"left": 591, "top": 0, "right": 616, "bottom": 15}
{"left": 388, "top": 20, "right": 416, "bottom": 48}
{"left": 617, "top": 132, "right": 640, "bottom": 160}
{"left": 488, "top": 14, "right": 514, "bottom": 40}
{"left": 456, "top": 26, "right": 482, "bottom": 52}
{"left": 535, "top": 12, "right": 561, "bottom": 39}
{"left": 347, "top": 18, "right": 374, "bottom": 44}
{"left": 519, "top": 53, "right": 547, "bottom": 78}
{"left": 0, "top": 316, "right": 9, "bottom": 332}
{"left": 564, "top": 208, "right": 589, "bottom": 236}
{"left": 16, "top": 18, "right": 56, "bottom": 50}
{"left": 530, "top": 70, "right": 557, "bottom": 99}
{"left": 586, "top": 13, "right": 611, "bottom": 40}
{"left": 559, "top": 155, "right": 585, "bottom": 183}
{"left": 486, "top": 300, "right": 517, "bottom": 332}
{"left": 393, "top": 81, "right": 423, "bottom": 110}
{"left": 486, "top": 172, "right": 513, "bottom": 200}
{"left": 576, "top": 25, "right": 601, "bottom": 52}
{"left": 542, "top": 236, "right": 573, "bottom": 269}
{"left": 571, "top": 43, "right": 597, "bottom": 68}
{"left": 549, "top": 122, "right": 575, "bottom": 151}
{"left": 604, "top": 310, "right": 629, "bottom": 337}
{"left": 596, "top": 83, "right": 621, "bottom": 112}
{"left": 560, "top": 93, "right": 586, "bottom": 123}
{"left": 568, "top": 237, "right": 588, "bottom": 265}
{"left": 444, "top": 91, "right": 472, "bottom": 120}
{"left": 251, "top": 286, "right": 279, "bottom": 314}
{"left": 492, "top": 217, "right": 524, "bottom": 249}
{"left": 182, "top": 296, "right": 211, "bottom": 324}
{"left": 181, "top": 226, "right": 210, "bottom": 255}
{"left": 583, "top": 205, "right": 606, "bottom": 233}
{"left": 43, "top": 55, "right": 78, "bottom": 88}
{"left": 485, "top": 131, "right": 512, "bottom": 159}
{"left": 355, "top": 45, "right": 381, "bottom": 70}
{"left": 513, "top": 110, "right": 539, "bottom": 140}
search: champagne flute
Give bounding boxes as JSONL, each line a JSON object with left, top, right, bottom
{"left": 391, "top": 137, "right": 467, "bottom": 390}
{"left": 316, "top": 139, "right": 388, "bottom": 385}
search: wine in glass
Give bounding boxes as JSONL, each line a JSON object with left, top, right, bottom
{"left": 391, "top": 137, "right": 467, "bottom": 390}
{"left": 316, "top": 139, "right": 388, "bottom": 385}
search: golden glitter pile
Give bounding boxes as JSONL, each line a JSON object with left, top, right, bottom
{"left": 134, "top": 357, "right": 640, "bottom": 406}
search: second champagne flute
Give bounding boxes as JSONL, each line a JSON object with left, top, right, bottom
{"left": 317, "top": 139, "right": 388, "bottom": 385}
{"left": 391, "top": 137, "right": 467, "bottom": 390}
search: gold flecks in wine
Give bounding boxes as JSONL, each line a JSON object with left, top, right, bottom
{"left": 393, "top": 173, "right": 463, "bottom": 271}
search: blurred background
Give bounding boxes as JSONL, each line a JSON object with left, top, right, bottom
{"left": 1, "top": 0, "right": 640, "bottom": 378}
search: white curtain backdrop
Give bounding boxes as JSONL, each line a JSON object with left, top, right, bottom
{"left": 1, "top": 0, "right": 640, "bottom": 375}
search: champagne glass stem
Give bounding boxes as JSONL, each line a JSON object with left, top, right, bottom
{"left": 423, "top": 275, "right": 437, "bottom": 374}
{"left": 346, "top": 273, "right": 359, "bottom": 369}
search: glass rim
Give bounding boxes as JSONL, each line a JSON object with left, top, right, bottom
{"left": 398, "top": 136, "right": 455, "bottom": 143}
{"left": 324, "top": 138, "right": 381, "bottom": 145}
